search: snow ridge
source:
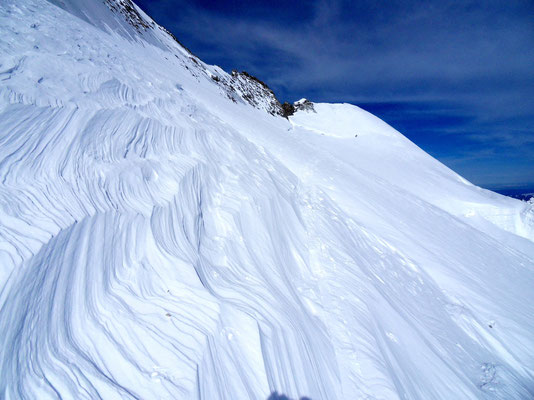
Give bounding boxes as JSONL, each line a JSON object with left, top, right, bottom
{"left": 0, "top": 1, "right": 533, "bottom": 399}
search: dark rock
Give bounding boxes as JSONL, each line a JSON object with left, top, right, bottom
{"left": 281, "top": 102, "right": 295, "bottom": 118}
{"left": 293, "top": 98, "right": 315, "bottom": 113}
{"left": 104, "top": 0, "right": 153, "bottom": 32}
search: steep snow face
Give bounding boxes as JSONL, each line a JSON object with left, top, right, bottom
{"left": 1, "top": 1, "right": 534, "bottom": 400}
{"left": 289, "top": 103, "right": 534, "bottom": 242}
{"left": 47, "top": 0, "right": 177, "bottom": 50}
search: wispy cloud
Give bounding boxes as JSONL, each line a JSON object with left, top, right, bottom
{"left": 137, "top": 0, "right": 534, "bottom": 188}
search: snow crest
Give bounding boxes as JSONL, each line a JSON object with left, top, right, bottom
{"left": 1, "top": 1, "right": 534, "bottom": 399}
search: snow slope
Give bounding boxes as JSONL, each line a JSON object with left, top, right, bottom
{"left": 0, "top": 1, "right": 533, "bottom": 399}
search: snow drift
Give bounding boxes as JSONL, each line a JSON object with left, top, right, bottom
{"left": 0, "top": 0, "right": 533, "bottom": 399}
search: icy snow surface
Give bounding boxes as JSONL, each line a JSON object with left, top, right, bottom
{"left": 1, "top": 1, "right": 534, "bottom": 399}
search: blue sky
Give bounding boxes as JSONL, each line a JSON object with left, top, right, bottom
{"left": 136, "top": 0, "right": 534, "bottom": 190}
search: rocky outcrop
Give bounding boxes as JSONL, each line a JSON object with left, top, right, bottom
{"left": 103, "top": 1, "right": 310, "bottom": 119}
{"left": 294, "top": 98, "right": 315, "bottom": 113}
{"left": 209, "top": 71, "right": 316, "bottom": 119}
{"left": 222, "top": 70, "right": 285, "bottom": 116}
{"left": 104, "top": 0, "right": 153, "bottom": 31}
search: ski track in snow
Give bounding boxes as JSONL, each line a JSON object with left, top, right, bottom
{"left": 1, "top": 1, "right": 534, "bottom": 399}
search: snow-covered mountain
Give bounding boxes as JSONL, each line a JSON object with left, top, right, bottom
{"left": 1, "top": 1, "right": 533, "bottom": 399}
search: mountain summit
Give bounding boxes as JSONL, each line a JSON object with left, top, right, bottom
{"left": 1, "top": 1, "right": 533, "bottom": 399}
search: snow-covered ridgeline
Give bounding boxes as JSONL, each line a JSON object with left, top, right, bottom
{"left": 0, "top": 1, "right": 533, "bottom": 399}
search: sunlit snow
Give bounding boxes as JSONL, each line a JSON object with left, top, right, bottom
{"left": 0, "top": 1, "right": 533, "bottom": 399}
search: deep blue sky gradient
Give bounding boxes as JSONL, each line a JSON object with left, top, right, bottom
{"left": 136, "top": 0, "right": 534, "bottom": 189}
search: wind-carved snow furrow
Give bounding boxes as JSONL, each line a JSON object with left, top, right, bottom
{"left": 0, "top": 212, "right": 220, "bottom": 399}
{"left": 1, "top": 1, "right": 534, "bottom": 399}
{"left": 295, "top": 190, "right": 534, "bottom": 399}
{"left": 0, "top": 68, "right": 341, "bottom": 397}
{"left": 85, "top": 78, "right": 152, "bottom": 108}
{"left": 146, "top": 129, "right": 343, "bottom": 399}
{"left": 0, "top": 96, "right": 207, "bottom": 308}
